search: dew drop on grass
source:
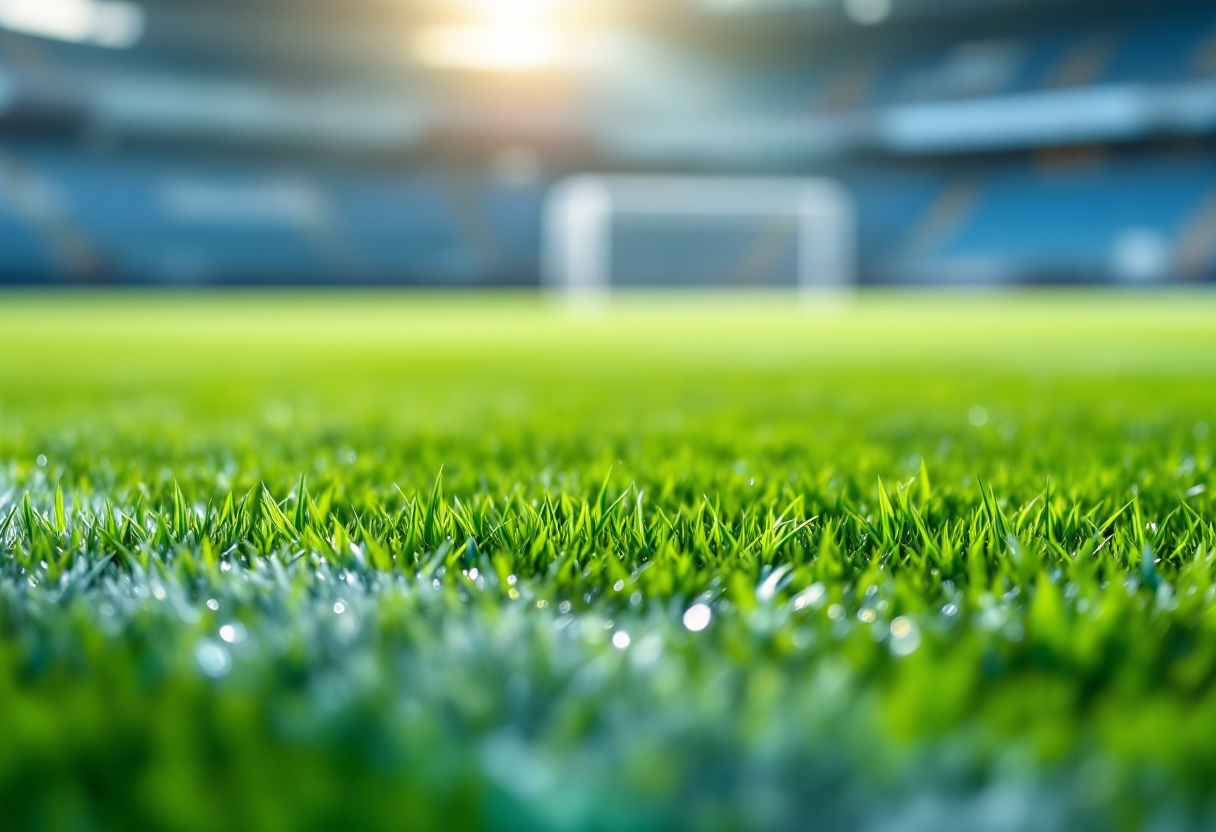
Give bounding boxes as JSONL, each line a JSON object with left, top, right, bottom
{"left": 333, "top": 601, "right": 346, "bottom": 614}
{"left": 219, "top": 623, "right": 246, "bottom": 644}
{"left": 612, "top": 631, "right": 631, "bottom": 649}
{"left": 613, "top": 580, "right": 625, "bottom": 592}
{"left": 206, "top": 599, "right": 219, "bottom": 611}
{"left": 195, "top": 641, "right": 231, "bottom": 677}
{"left": 683, "top": 603, "right": 712, "bottom": 632}
{"left": 792, "top": 582, "right": 826, "bottom": 611}
{"left": 35, "top": 454, "right": 47, "bottom": 468}
{"left": 889, "top": 616, "right": 921, "bottom": 656}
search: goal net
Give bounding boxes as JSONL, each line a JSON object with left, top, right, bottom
{"left": 543, "top": 175, "right": 854, "bottom": 301}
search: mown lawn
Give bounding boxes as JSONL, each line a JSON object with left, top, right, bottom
{"left": 2, "top": 290, "right": 1216, "bottom": 832}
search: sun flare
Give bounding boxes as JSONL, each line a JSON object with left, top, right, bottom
{"left": 410, "top": 0, "right": 584, "bottom": 71}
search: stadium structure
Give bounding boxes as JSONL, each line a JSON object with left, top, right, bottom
{"left": 0, "top": 0, "right": 1214, "bottom": 287}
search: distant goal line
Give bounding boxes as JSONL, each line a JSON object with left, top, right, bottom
{"left": 543, "top": 175, "right": 855, "bottom": 300}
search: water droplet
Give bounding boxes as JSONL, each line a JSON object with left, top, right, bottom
{"left": 612, "top": 631, "right": 631, "bottom": 649}
{"left": 827, "top": 603, "right": 845, "bottom": 621}
{"left": 857, "top": 608, "right": 876, "bottom": 623}
{"left": 941, "top": 603, "right": 959, "bottom": 617}
{"left": 508, "top": 588, "right": 520, "bottom": 600}
{"left": 613, "top": 579, "right": 625, "bottom": 592}
{"left": 757, "top": 564, "right": 791, "bottom": 603}
{"left": 559, "top": 600, "right": 572, "bottom": 613}
{"left": 683, "top": 603, "right": 712, "bottom": 632}
{"left": 791, "top": 582, "right": 826, "bottom": 611}
{"left": 889, "top": 616, "right": 921, "bottom": 656}
{"left": 219, "top": 622, "right": 246, "bottom": 644}
{"left": 195, "top": 640, "right": 231, "bottom": 677}
{"left": 468, "top": 567, "right": 479, "bottom": 580}
{"left": 507, "top": 575, "right": 518, "bottom": 586}
{"left": 206, "top": 598, "right": 219, "bottom": 611}
{"left": 35, "top": 454, "right": 47, "bottom": 468}
{"left": 333, "top": 601, "right": 346, "bottom": 614}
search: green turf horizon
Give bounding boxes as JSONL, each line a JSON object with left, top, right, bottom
{"left": 2, "top": 290, "right": 1216, "bottom": 831}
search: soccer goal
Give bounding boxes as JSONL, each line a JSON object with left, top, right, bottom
{"left": 542, "top": 175, "right": 855, "bottom": 302}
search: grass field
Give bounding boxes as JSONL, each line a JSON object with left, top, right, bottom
{"left": 3, "top": 290, "right": 1216, "bottom": 831}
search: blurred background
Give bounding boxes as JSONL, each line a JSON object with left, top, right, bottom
{"left": 0, "top": 0, "right": 1214, "bottom": 288}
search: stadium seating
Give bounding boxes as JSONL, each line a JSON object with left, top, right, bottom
{"left": 4, "top": 144, "right": 1215, "bottom": 285}
{"left": 852, "top": 155, "right": 1216, "bottom": 283}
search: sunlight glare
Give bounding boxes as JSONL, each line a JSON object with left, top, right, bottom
{"left": 411, "top": 0, "right": 581, "bottom": 71}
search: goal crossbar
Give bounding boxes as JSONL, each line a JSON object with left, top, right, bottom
{"left": 543, "top": 174, "right": 855, "bottom": 299}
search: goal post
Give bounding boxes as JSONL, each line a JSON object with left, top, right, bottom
{"left": 542, "top": 174, "right": 855, "bottom": 302}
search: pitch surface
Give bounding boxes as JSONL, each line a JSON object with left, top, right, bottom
{"left": 2, "top": 291, "right": 1215, "bottom": 831}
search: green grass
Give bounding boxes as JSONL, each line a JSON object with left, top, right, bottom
{"left": 3, "top": 290, "right": 1216, "bottom": 832}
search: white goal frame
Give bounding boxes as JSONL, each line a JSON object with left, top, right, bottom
{"left": 542, "top": 174, "right": 855, "bottom": 301}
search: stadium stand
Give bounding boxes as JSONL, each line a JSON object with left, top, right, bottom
{"left": 0, "top": 0, "right": 1214, "bottom": 285}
